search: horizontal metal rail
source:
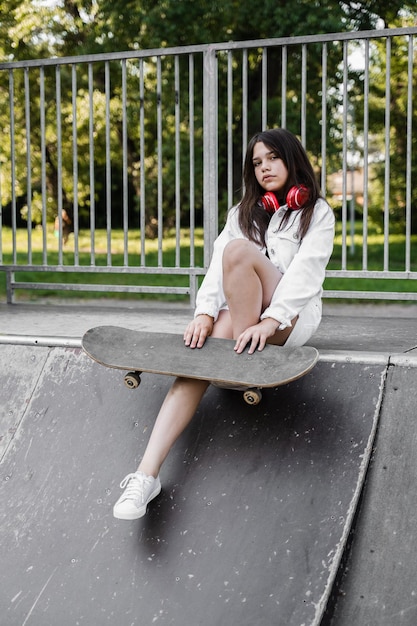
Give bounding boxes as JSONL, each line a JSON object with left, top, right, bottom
{"left": 0, "top": 27, "right": 412, "bottom": 69}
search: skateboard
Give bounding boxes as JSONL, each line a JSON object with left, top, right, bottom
{"left": 82, "top": 325, "right": 319, "bottom": 405}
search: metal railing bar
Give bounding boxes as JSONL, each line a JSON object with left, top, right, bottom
{"left": 40, "top": 66, "right": 48, "bottom": 266}
{"left": 24, "top": 67, "right": 32, "bottom": 264}
{"left": 8, "top": 282, "right": 192, "bottom": 295}
{"left": 2, "top": 27, "right": 416, "bottom": 70}
{"left": 321, "top": 43, "right": 327, "bottom": 194}
{"left": 202, "top": 45, "right": 218, "bottom": 263}
{"left": 326, "top": 270, "right": 417, "bottom": 279}
{"left": 242, "top": 48, "right": 248, "bottom": 167}
{"left": 227, "top": 50, "right": 233, "bottom": 209}
{"left": 281, "top": 45, "right": 287, "bottom": 128}
{"left": 104, "top": 60, "right": 112, "bottom": 267}
{"left": 301, "top": 43, "right": 307, "bottom": 146}
{"left": 208, "top": 27, "right": 417, "bottom": 51}
{"left": 362, "top": 39, "right": 370, "bottom": 271}
{"left": 72, "top": 64, "right": 80, "bottom": 266}
{"left": 7, "top": 267, "right": 415, "bottom": 279}
{"left": 341, "top": 40, "right": 348, "bottom": 269}
{"left": 383, "top": 36, "right": 391, "bottom": 272}
{"left": 262, "top": 47, "right": 267, "bottom": 128}
{"left": 9, "top": 70, "right": 17, "bottom": 265}
{"left": 156, "top": 56, "right": 163, "bottom": 267}
{"left": 56, "top": 65, "right": 64, "bottom": 266}
{"left": 121, "top": 59, "right": 129, "bottom": 267}
{"left": 189, "top": 54, "right": 196, "bottom": 267}
{"left": 405, "top": 35, "right": 413, "bottom": 274}
{"left": 175, "top": 55, "right": 181, "bottom": 267}
{"left": 6, "top": 270, "right": 14, "bottom": 303}
{"left": 88, "top": 62, "right": 96, "bottom": 265}
{"left": 139, "top": 58, "right": 146, "bottom": 267}
{"left": 5, "top": 264, "right": 207, "bottom": 275}
{"left": 324, "top": 290, "right": 417, "bottom": 301}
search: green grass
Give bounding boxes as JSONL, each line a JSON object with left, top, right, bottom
{"left": 0, "top": 223, "right": 416, "bottom": 303}
{"left": 0, "top": 226, "right": 205, "bottom": 302}
{"left": 324, "top": 223, "right": 417, "bottom": 302}
{"left": 330, "top": 222, "right": 417, "bottom": 271}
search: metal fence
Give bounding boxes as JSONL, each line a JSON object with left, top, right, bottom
{"left": 0, "top": 26, "right": 416, "bottom": 304}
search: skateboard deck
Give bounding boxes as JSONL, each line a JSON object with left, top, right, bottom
{"left": 82, "top": 326, "right": 318, "bottom": 404}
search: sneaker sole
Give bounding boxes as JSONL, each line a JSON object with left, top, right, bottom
{"left": 113, "top": 483, "right": 162, "bottom": 520}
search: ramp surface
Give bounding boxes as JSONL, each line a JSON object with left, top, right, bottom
{"left": 0, "top": 345, "right": 385, "bottom": 625}
{"left": 327, "top": 363, "right": 417, "bottom": 626}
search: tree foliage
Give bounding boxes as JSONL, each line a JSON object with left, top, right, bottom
{"left": 0, "top": 0, "right": 415, "bottom": 233}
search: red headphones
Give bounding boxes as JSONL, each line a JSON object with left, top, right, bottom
{"left": 261, "top": 185, "right": 309, "bottom": 214}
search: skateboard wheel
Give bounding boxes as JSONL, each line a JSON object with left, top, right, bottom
{"left": 243, "top": 389, "right": 262, "bottom": 405}
{"left": 124, "top": 372, "right": 142, "bottom": 389}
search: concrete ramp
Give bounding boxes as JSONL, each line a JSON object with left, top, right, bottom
{"left": 326, "top": 361, "right": 417, "bottom": 626}
{"left": 1, "top": 345, "right": 386, "bottom": 625}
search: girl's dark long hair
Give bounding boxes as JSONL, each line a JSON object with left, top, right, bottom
{"left": 238, "top": 128, "right": 322, "bottom": 246}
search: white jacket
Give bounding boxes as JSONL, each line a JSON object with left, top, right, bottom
{"left": 194, "top": 198, "right": 335, "bottom": 329}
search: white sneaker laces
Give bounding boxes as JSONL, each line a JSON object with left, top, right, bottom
{"left": 119, "top": 472, "right": 151, "bottom": 503}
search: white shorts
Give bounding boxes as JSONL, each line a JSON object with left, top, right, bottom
{"left": 217, "top": 296, "right": 322, "bottom": 348}
{"left": 284, "top": 296, "right": 322, "bottom": 348}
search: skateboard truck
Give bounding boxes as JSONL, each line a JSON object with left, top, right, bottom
{"left": 123, "top": 369, "right": 262, "bottom": 405}
{"left": 124, "top": 371, "right": 142, "bottom": 389}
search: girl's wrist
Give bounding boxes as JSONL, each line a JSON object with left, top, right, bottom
{"left": 197, "top": 313, "right": 214, "bottom": 323}
{"left": 261, "top": 317, "right": 280, "bottom": 331}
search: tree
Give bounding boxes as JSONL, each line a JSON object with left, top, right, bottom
{"left": 0, "top": 0, "right": 415, "bottom": 233}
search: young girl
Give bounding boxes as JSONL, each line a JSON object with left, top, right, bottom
{"left": 113, "top": 128, "right": 335, "bottom": 520}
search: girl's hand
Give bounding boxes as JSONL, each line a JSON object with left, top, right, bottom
{"left": 184, "top": 314, "right": 214, "bottom": 349}
{"left": 234, "top": 318, "right": 280, "bottom": 355}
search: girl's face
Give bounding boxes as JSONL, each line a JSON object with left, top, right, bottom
{"left": 252, "top": 141, "right": 289, "bottom": 194}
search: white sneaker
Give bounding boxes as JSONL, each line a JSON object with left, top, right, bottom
{"left": 113, "top": 471, "right": 161, "bottom": 520}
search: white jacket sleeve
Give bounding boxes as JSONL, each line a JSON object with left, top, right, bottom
{"left": 261, "top": 199, "right": 335, "bottom": 328}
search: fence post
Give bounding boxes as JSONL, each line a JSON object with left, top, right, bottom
{"left": 202, "top": 46, "right": 218, "bottom": 268}
{"left": 6, "top": 270, "right": 14, "bottom": 304}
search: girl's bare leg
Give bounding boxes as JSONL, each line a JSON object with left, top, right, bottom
{"left": 223, "top": 239, "right": 296, "bottom": 346}
{"left": 137, "top": 377, "right": 209, "bottom": 477}
{"left": 137, "top": 310, "right": 233, "bottom": 477}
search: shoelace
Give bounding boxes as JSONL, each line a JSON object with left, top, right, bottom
{"left": 119, "top": 472, "right": 151, "bottom": 503}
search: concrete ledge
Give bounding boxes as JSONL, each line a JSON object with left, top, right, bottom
{"left": 0, "top": 333, "right": 397, "bottom": 368}
{"left": 318, "top": 351, "right": 390, "bottom": 365}
{"left": 0, "top": 301, "right": 415, "bottom": 359}
{"left": 389, "top": 352, "right": 417, "bottom": 367}
{"left": 0, "top": 334, "right": 81, "bottom": 348}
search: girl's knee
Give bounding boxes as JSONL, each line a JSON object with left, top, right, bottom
{"left": 223, "top": 239, "right": 254, "bottom": 270}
